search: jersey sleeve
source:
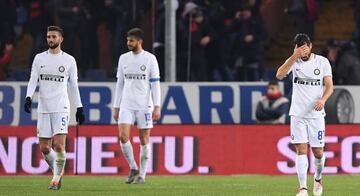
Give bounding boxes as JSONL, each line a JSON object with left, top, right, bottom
{"left": 68, "top": 57, "right": 83, "bottom": 108}
{"left": 149, "top": 55, "right": 160, "bottom": 80}
{"left": 113, "top": 55, "right": 124, "bottom": 108}
{"left": 323, "top": 58, "right": 332, "bottom": 77}
{"left": 116, "top": 55, "right": 123, "bottom": 79}
{"left": 150, "top": 55, "right": 161, "bottom": 107}
{"left": 26, "top": 55, "right": 39, "bottom": 98}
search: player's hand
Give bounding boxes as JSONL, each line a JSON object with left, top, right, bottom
{"left": 113, "top": 108, "right": 120, "bottom": 122}
{"left": 293, "top": 44, "right": 308, "bottom": 59}
{"left": 24, "top": 97, "right": 32, "bottom": 113}
{"left": 76, "top": 107, "right": 85, "bottom": 125}
{"left": 152, "top": 106, "right": 161, "bottom": 121}
{"left": 314, "top": 99, "right": 325, "bottom": 111}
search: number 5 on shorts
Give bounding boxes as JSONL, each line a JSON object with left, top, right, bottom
{"left": 61, "top": 116, "right": 68, "bottom": 126}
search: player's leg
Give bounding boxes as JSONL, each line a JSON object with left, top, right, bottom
{"left": 47, "top": 113, "right": 69, "bottom": 190}
{"left": 52, "top": 134, "right": 66, "bottom": 182}
{"left": 134, "top": 110, "right": 153, "bottom": 184}
{"left": 291, "top": 116, "right": 309, "bottom": 196}
{"left": 38, "top": 113, "right": 56, "bottom": 171}
{"left": 134, "top": 128, "right": 151, "bottom": 184}
{"left": 309, "top": 117, "right": 326, "bottom": 196}
{"left": 118, "top": 109, "right": 138, "bottom": 183}
{"left": 39, "top": 138, "right": 55, "bottom": 170}
{"left": 294, "top": 143, "right": 309, "bottom": 196}
{"left": 311, "top": 147, "right": 324, "bottom": 196}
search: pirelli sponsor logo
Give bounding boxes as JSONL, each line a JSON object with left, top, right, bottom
{"left": 294, "top": 77, "right": 321, "bottom": 86}
{"left": 125, "top": 74, "right": 146, "bottom": 80}
{"left": 40, "top": 74, "right": 64, "bottom": 82}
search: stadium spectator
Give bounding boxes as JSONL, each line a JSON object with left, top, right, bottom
{"left": 256, "top": 81, "right": 289, "bottom": 124}
{"left": 284, "top": 0, "right": 320, "bottom": 40}
{"left": 205, "top": 1, "right": 232, "bottom": 81}
{"left": 77, "top": 0, "right": 100, "bottom": 73}
{"left": 25, "top": 0, "right": 53, "bottom": 62}
{"left": 153, "top": 0, "right": 165, "bottom": 81}
{"left": 51, "top": 0, "right": 80, "bottom": 56}
{"left": 321, "top": 38, "right": 340, "bottom": 83}
{"left": 206, "top": 1, "right": 245, "bottom": 81}
{"left": 322, "top": 38, "right": 360, "bottom": 85}
{"left": 102, "top": 0, "right": 128, "bottom": 67}
{"left": 0, "top": 0, "right": 16, "bottom": 80}
{"left": 0, "top": 43, "right": 12, "bottom": 81}
{"left": 231, "top": 5, "right": 266, "bottom": 81}
{"left": 179, "top": 3, "right": 216, "bottom": 81}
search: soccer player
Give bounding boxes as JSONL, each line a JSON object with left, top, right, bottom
{"left": 113, "top": 28, "right": 161, "bottom": 184}
{"left": 24, "top": 26, "right": 85, "bottom": 190}
{"left": 276, "top": 33, "right": 333, "bottom": 196}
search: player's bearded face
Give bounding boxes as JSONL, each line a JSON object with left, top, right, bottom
{"left": 301, "top": 44, "right": 312, "bottom": 61}
{"left": 127, "top": 37, "right": 141, "bottom": 52}
{"left": 47, "top": 31, "right": 63, "bottom": 49}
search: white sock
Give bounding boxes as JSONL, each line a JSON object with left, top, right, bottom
{"left": 53, "top": 151, "right": 66, "bottom": 182}
{"left": 42, "top": 148, "right": 56, "bottom": 171}
{"left": 296, "top": 154, "right": 309, "bottom": 189}
{"left": 139, "top": 144, "right": 150, "bottom": 179}
{"left": 314, "top": 156, "right": 325, "bottom": 181}
{"left": 120, "top": 140, "right": 138, "bottom": 170}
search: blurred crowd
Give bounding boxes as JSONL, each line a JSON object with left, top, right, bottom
{"left": 156, "top": 0, "right": 267, "bottom": 81}
{"left": 0, "top": 0, "right": 269, "bottom": 82}
{"left": 321, "top": 0, "right": 360, "bottom": 85}
{"left": 0, "top": 0, "right": 151, "bottom": 81}
{"left": 1, "top": 0, "right": 360, "bottom": 84}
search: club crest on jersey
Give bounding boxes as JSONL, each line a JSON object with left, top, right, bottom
{"left": 314, "top": 68, "right": 320, "bottom": 75}
{"left": 59, "top": 66, "right": 65, "bottom": 73}
{"left": 140, "top": 65, "right": 146, "bottom": 71}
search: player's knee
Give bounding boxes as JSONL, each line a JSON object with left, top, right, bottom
{"left": 139, "top": 137, "right": 149, "bottom": 145}
{"left": 53, "top": 143, "right": 65, "bottom": 152}
{"left": 40, "top": 145, "right": 51, "bottom": 154}
{"left": 295, "top": 144, "right": 308, "bottom": 155}
{"left": 312, "top": 148, "right": 323, "bottom": 158}
{"left": 119, "top": 135, "right": 129, "bottom": 143}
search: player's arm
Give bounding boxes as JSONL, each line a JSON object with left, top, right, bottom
{"left": 150, "top": 55, "right": 161, "bottom": 121}
{"left": 24, "top": 56, "right": 39, "bottom": 113}
{"left": 113, "top": 56, "right": 124, "bottom": 121}
{"left": 276, "top": 45, "right": 307, "bottom": 80}
{"left": 26, "top": 56, "right": 39, "bottom": 99}
{"left": 314, "top": 58, "right": 334, "bottom": 111}
{"left": 68, "top": 58, "right": 85, "bottom": 124}
{"left": 68, "top": 58, "right": 83, "bottom": 108}
{"left": 314, "top": 76, "right": 333, "bottom": 111}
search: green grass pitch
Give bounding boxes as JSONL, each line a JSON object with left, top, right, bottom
{"left": 0, "top": 175, "right": 358, "bottom": 195}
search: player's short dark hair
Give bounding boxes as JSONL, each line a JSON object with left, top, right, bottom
{"left": 127, "top": 28, "right": 144, "bottom": 40}
{"left": 294, "top": 33, "right": 311, "bottom": 47}
{"left": 47, "top": 26, "right": 64, "bottom": 37}
{"left": 268, "top": 80, "right": 279, "bottom": 86}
